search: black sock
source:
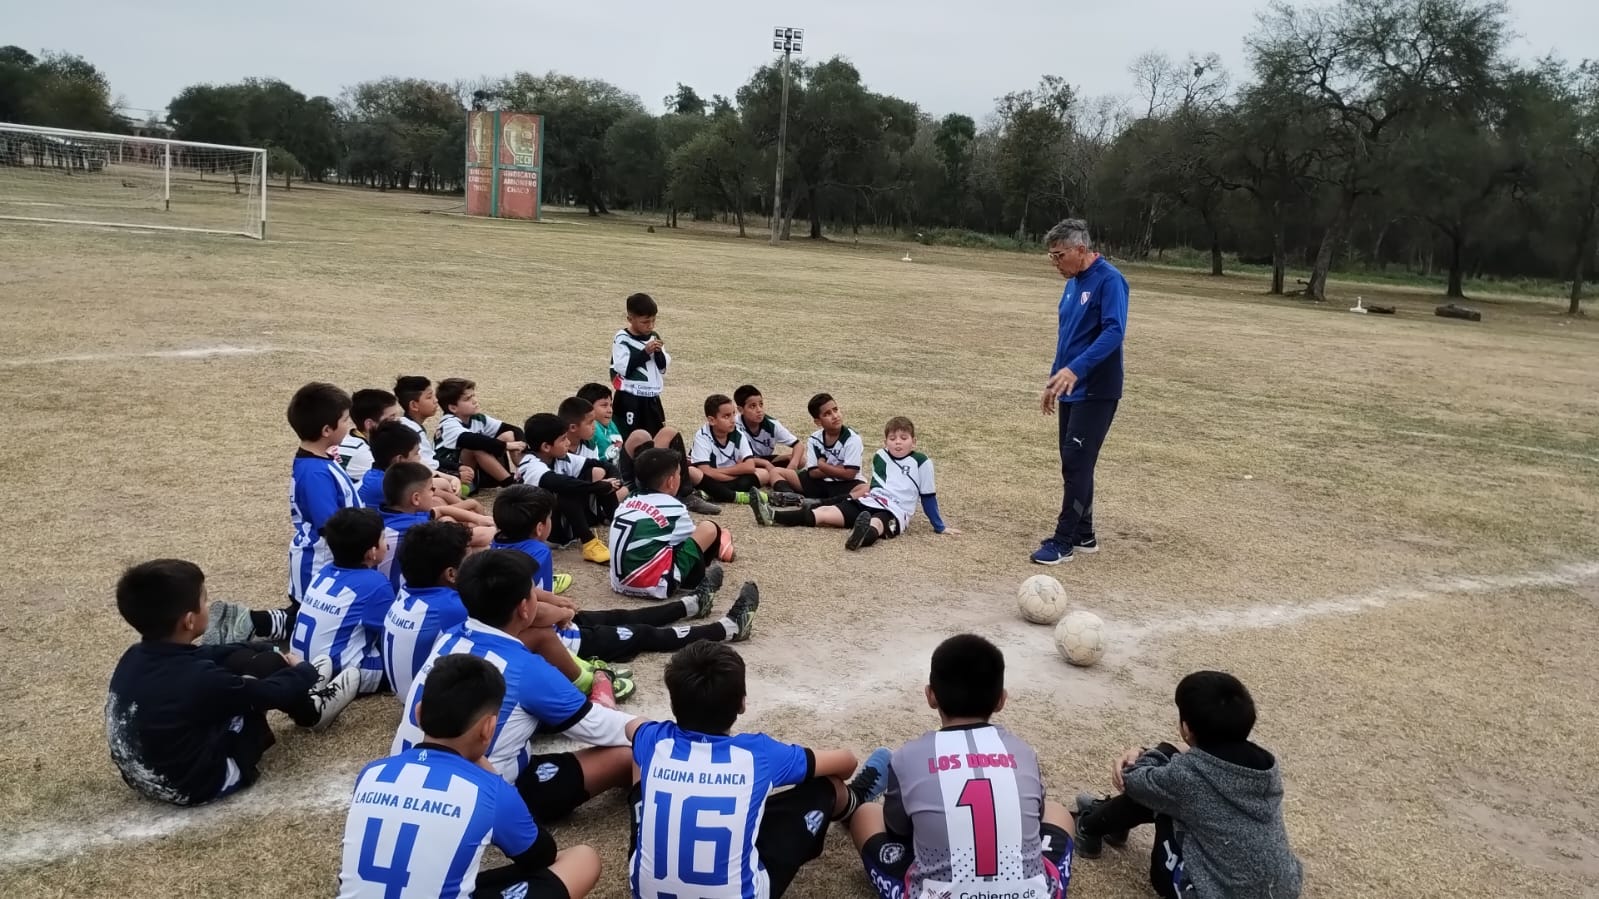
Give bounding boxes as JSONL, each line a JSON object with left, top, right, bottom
{"left": 774, "top": 508, "right": 814, "bottom": 527}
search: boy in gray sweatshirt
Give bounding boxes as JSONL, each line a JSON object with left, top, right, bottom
{"left": 1074, "top": 671, "right": 1303, "bottom": 899}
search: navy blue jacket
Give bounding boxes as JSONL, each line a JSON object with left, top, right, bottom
{"left": 1051, "top": 256, "right": 1129, "bottom": 403}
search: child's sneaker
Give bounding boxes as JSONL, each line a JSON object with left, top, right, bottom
{"left": 201, "top": 600, "right": 256, "bottom": 645}
{"left": 1071, "top": 793, "right": 1129, "bottom": 859}
{"left": 581, "top": 537, "right": 610, "bottom": 565}
{"left": 685, "top": 494, "right": 722, "bottom": 516}
{"left": 726, "top": 582, "right": 760, "bottom": 641}
{"left": 552, "top": 572, "right": 573, "bottom": 594}
{"left": 749, "top": 487, "right": 774, "bottom": 526}
{"left": 850, "top": 747, "right": 893, "bottom": 803}
{"left": 845, "top": 511, "right": 875, "bottom": 551}
{"left": 310, "top": 664, "right": 361, "bottom": 731}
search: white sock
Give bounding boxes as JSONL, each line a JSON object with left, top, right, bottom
{"left": 721, "top": 618, "right": 737, "bottom": 639}
{"left": 681, "top": 597, "right": 698, "bottom": 616}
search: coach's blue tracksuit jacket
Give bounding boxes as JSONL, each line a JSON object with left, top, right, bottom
{"left": 1051, "top": 255, "right": 1129, "bottom": 403}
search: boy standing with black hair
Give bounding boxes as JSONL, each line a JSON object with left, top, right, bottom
{"left": 288, "top": 382, "right": 364, "bottom": 608}
{"left": 337, "top": 388, "right": 400, "bottom": 485}
{"left": 610, "top": 292, "right": 669, "bottom": 438}
{"left": 291, "top": 507, "right": 393, "bottom": 701}
{"left": 436, "top": 377, "right": 525, "bottom": 490}
{"left": 394, "top": 550, "right": 645, "bottom": 823}
{"left": 577, "top": 381, "right": 623, "bottom": 465}
{"left": 1073, "top": 671, "right": 1302, "bottom": 899}
{"left": 850, "top": 634, "right": 1075, "bottom": 899}
{"left": 107, "top": 560, "right": 356, "bottom": 806}
{"left": 520, "top": 412, "right": 622, "bottom": 564}
{"left": 382, "top": 520, "right": 472, "bottom": 702}
{"left": 609, "top": 447, "right": 733, "bottom": 601}
{"left": 630, "top": 641, "right": 892, "bottom": 898}
{"left": 799, "top": 392, "right": 866, "bottom": 499}
{"left": 339, "top": 654, "right": 603, "bottom": 899}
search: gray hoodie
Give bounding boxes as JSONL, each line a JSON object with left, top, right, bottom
{"left": 1122, "top": 741, "right": 1303, "bottom": 899}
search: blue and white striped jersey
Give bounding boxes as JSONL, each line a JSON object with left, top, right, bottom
{"left": 289, "top": 450, "right": 362, "bottom": 601}
{"left": 488, "top": 538, "right": 579, "bottom": 650}
{"left": 392, "top": 620, "right": 590, "bottom": 782}
{"left": 337, "top": 745, "right": 539, "bottom": 899}
{"left": 292, "top": 564, "right": 393, "bottom": 677}
{"left": 382, "top": 585, "right": 468, "bottom": 704}
{"left": 356, "top": 468, "right": 387, "bottom": 509}
{"left": 377, "top": 507, "right": 433, "bottom": 592}
{"left": 631, "top": 721, "right": 814, "bottom": 899}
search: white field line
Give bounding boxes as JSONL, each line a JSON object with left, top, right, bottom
{"left": 1, "top": 345, "right": 273, "bottom": 367}
{"left": 6, "top": 561, "right": 1596, "bottom": 868}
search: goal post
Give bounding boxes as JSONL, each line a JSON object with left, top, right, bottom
{"left": 0, "top": 123, "right": 267, "bottom": 239}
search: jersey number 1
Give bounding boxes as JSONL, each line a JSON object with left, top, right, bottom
{"left": 956, "top": 778, "right": 999, "bottom": 878}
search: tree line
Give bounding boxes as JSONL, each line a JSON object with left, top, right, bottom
{"left": 2, "top": 0, "right": 1596, "bottom": 310}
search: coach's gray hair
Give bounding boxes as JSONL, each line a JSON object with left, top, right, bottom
{"left": 1045, "top": 218, "right": 1091, "bottom": 249}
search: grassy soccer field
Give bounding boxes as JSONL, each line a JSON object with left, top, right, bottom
{"left": 1, "top": 186, "right": 1596, "bottom": 899}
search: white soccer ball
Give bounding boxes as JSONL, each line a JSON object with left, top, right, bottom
{"left": 1055, "top": 611, "right": 1106, "bottom": 667}
{"left": 1017, "top": 575, "right": 1069, "bottom": 624}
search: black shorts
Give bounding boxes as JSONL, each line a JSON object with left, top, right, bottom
{"left": 614, "top": 392, "right": 666, "bottom": 438}
{"left": 859, "top": 823, "right": 1073, "bottom": 899}
{"left": 798, "top": 471, "right": 861, "bottom": 499}
{"left": 830, "top": 499, "right": 901, "bottom": 539}
{"left": 474, "top": 865, "right": 570, "bottom": 899}
{"left": 514, "top": 752, "right": 589, "bottom": 823}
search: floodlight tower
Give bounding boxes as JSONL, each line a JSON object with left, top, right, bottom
{"left": 770, "top": 26, "right": 803, "bottom": 245}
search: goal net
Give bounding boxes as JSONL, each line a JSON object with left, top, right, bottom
{"left": 0, "top": 123, "right": 266, "bottom": 239}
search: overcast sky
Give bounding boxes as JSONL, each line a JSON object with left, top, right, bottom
{"left": 10, "top": 0, "right": 1598, "bottom": 120}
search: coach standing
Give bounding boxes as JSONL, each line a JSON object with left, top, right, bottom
{"left": 1032, "top": 218, "right": 1128, "bottom": 566}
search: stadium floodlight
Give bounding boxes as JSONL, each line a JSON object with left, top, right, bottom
{"left": 0, "top": 123, "right": 267, "bottom": 239}
{"left": 769, "top": 26, "right": 804, "bottom": 246}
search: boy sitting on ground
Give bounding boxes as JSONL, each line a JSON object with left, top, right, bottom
{"left": 763, "top": 416, "right": 954, "bottom": 550}
{"left": 291, "top": 508, "right": 393, "bottom": 703}
{"left": 378, "top": 461, "right": 493, "bottom": 591}
{"left": 577, "top": 381, "right": 624, "bottom": 468}
{"left": 336, "top": 388, "right": 400, "bottom": 486}
{"left": 849, "top": 634, "right": 1075, "bottom": 899}
{"left": 609, "top": 448, "right": 733, "bottom": 601}
{"left": 107, "top": 560, "right": 356, "bottom": 807}
{"left": 556, "top": 396, "right": 628, "bottom": 513}
{"left": 382, "top": 519, "right": 471, "bottom": 702}
{"left": 735, "top": 384, "right": 802, "bottom": 467}
{"left": 394, "top": 374, "right": 471, "bottom": 495}
{"left": 288, "top": 382, "right": 363, "bottom": 607}
{"left": 436, "top": 377, "right": 525, "bottom": 490}
{"left": 691, "top": 393, "right": 786, "bottom": 515}
{"left": 1072, "top": 671, "right": 1303, "bottom": 899}
{"left": 394, "top": 550, "right": 645, "bottom": 823}
{"left": 617, "top": 424, "right": 721, "bottom": 516}
{"left": 630, "top": 641, "right": 892, "bottom": 899}
{"left": 361, "top": 421, "right": 490, "bottom": 527}
{"left": 798, "top": 392, "right": 867, "bottom": 499}
{"left": 519, "top": 412, "right": 622, "bottom": 565}
{"left": 338, "top": 653, "right": 602, "bottom": 899}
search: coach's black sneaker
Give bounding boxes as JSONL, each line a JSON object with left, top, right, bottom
{"left": 725, "top": 582, "right": 760, "bottom": 641}
{"left": 846, "top": 511, "right": 876, "bottom": 551}
{"left": 685, "top": 494, "right": 722, "bottom": 516}
{"left": 1073, "top": 535, "right": 1099, "bottom": 554}
{"left": 1071, "top": 793, "right": 1129, "bottom": 859}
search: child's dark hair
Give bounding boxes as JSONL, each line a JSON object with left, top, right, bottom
{"left": 734, "top": 385, "right": 762, "bottom": 408}
{"left": 435, "top": 378, "right": 475, "bottom": 414}
{"left": 369, "top": 420, "right": 421, "bottom": 471}
{"left": 116, "top": 559, "right": 206, "bottom": 640}
{"left": 807, "top": 392, "right": 835, "bottom": 419}
{"left": 418, "top": 654, "right": 506, "bottom": 739}
{"left": 492, "top": 484, "right": 555, "bottom": 542}
{"left": 393, "top": 375, "right": 431, "bottom": 412}
{"left": 885, "top": 416, "right": 916, "bottom": 438}
{"left": 287, "top": 382, "right": 351, "bottom": 442}
{"left": 1175, "top": 671, "right": 1257, "bottom": 744}
{"left": 626, "top": 292, "right": 658, "bottom": 316}
{"left": 324, "top": 508, "right": 385, "bottom": 568}
{"left": 634, "top": 447, "right": 681, "bottom": 493}
{"left": 704, "top": 394, "right": 734, "bottom": 417}
{"left": 384, "top": 461, "right": 435, "bottom": 508}
{"left": 351, "top": 389, "right": 398, "bottom": 431}
{"left": 524, "top": 413, "right": 567, "bottom": 453}
{"left": 456, "top": 549, "right": 535, "bottom": 628}
{"left": 397, "top": 520, "right": 470, "bottom": 587}
{"left": 929, "top": 634, "right": 1005, "bottom": 719}
{"left": 557, "top": 396, "right": 593, "bottom": 427}
{"left": 665, "top": 641, "right": 746, "bottom": 734}
{"left": 576, "top": 382, "right": 612, "bottom": 404}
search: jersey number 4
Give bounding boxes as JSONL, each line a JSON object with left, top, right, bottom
{"left": 956, "top": 778, "right": 1000, "bottom": 878}
{"left": 358, "top": 817, "right": 420, "bottom": 893}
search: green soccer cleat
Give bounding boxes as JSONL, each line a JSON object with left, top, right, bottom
{"left": 749, "top": 487, "right": 774, "bottom": 526}
{"left": 726, "top": 582, "right": 761, "bottom": 642}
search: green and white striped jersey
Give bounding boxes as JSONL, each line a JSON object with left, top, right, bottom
{"left": 610, "top": 329, "right": 670, "bottom": 397}
{"left": 608, "top": 492, "right": 698, "bottom": 599}
{"left": 857, "top": 448, "right": 937, "bottom": 529}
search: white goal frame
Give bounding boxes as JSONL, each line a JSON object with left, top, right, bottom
{"left": 0, "top": 123, "right": 267, "bottom": 239}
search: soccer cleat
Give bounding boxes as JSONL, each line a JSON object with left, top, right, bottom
{"left": 767, "top": 488, "right": 803, "bottom": 508}
{"left": 611, "top": 673, "right": 637, "bottom": 702}
{"left": 850, "top": 747, "right": 893, "bottom": 803}
{"left": 685, "top": 494, "right": 722, "bottom": 516}
{"left": 1030, "top": 540, "right": 1074, "bottom": 565}
{"left": 845, "top": 511, "right": 875, "bottom": 551}
{"left": 1071, "top": 793, "right": 1129, "bottom": 859}
{"left": 1073, "top": 535, "right": 1099, "bottom": 554}
{"left": 310, "top": 664, "right": 361, "bottom": 731}
{"left": 201, "top": 600, "right": 256, "bottom": 645}
{"left": 749, "top": 486, "right": 774, "bottom": 526}
{"left": 312, "top": 655, "right": 334, "bottom": 685}
{"left": 718, "top": 529, "right": 736, "bottom": 563}
{"left": 582, "top": 537, "right": 611, "bottom": 565}
{"left": 688, "top": 570, "right": 721, "bottom": 619}
{"left": 552, "top": 572, "right": 573, "bottom": 594}
{"left": 588, "top": 658, "right": 633, "bottom": 682}
{"left": 726, "top": 582, "right": 761, "bottom": 642}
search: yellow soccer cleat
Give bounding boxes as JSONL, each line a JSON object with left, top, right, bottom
{"left": 582, "top": 538, "right": 611, "bottom": 565}
{"left": 552, "top": 572, "right": 573, "bottom": 594}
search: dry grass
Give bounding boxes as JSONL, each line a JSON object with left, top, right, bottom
{"left": 1, "top": 186, "right": 1597, "bottom": 898}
